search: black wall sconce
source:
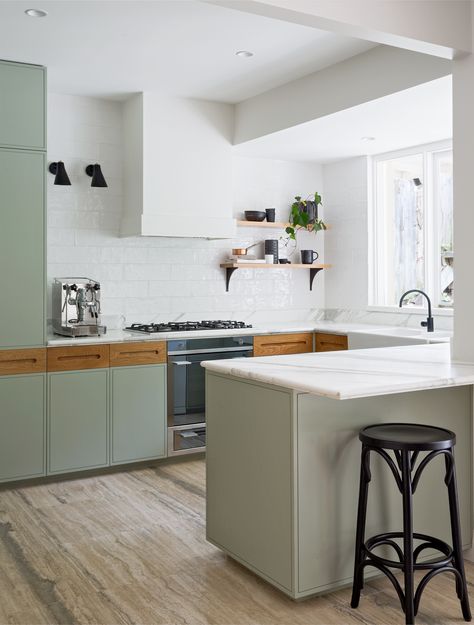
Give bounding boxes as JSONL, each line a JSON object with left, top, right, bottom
{"left": 48, "top": 161, "right": 71, "bottom": 186}
{"left": 85, "top": 163, "right": 108, "bottom": 188}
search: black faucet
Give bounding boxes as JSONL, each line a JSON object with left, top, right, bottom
{"left": 399, "top": 289, "right": 434, "bottom": 332}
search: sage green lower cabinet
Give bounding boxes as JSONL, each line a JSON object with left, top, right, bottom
{"left": 48, "top": 370, "right": 108, "bottom": 474}
{"left": 0, "top": 374, "right": 46, "bottom": 482}
{"left": 110, "top": 364, "right": 167, "bottom": 464}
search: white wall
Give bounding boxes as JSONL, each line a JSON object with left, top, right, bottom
{"left": 452, "top": 11, "right": 474, "bottom": 361}
{"left": 323, "top": 157, "right": 368, "bottom": 310}
{"left": 47, "top": 93, "right": 325, "bottom": 328}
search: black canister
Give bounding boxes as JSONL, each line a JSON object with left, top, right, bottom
{"left": 265, "top": 208, "right": 276, "bottom": 222}
{"left": 264, "top": 239, "right": 279, "bottom": 264}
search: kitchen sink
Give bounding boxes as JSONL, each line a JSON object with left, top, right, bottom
{"left": 347, "top": 327, "right": 451, "bottom": 350}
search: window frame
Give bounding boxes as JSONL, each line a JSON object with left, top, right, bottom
{"left": 368, "top": 139, "right": 453, "bottom": 315}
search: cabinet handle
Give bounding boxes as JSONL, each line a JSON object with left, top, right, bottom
{"left": 2, "top": 358, "right": 38, "bottom": 365}
{"left": 57, "top": 354, "right": 102, "bottom": 361}
{"left": 263, "top": 341, "right": 307, "bottom": 347}
{"left": 173, "top": 361, "right": 193, "bottom": 366}
{"left": 119, "top": 350, "right": 161, "bottom": 357}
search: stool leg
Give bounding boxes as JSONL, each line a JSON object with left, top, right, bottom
{"left": 401, "top": 450, "right": 415, "bottom": 625}
{"left": 445, "top": 452, "right": 471, "bottom": 622}
{"left": 351, "top": 446, "right": 370, "bottom": 609}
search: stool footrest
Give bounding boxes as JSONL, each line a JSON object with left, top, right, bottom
{"left": 364, "top": 531, "right": 453, "bottom": 571}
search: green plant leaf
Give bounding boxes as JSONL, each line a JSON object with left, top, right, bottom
{"left": 300, "top": 212, "right": 309, "bottom": 226}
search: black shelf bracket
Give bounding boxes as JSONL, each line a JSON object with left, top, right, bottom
{"left": 309, "top": 267, "right": 323, "bottom": 291}
{"left": 225, "top": 267, "right": 238, "bottom": 292}
{"left": 224, "top": 265, "right": 325, "bottom": 291}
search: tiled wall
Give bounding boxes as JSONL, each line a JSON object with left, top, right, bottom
{"left": 47, "top": 93, "right": 326, "bottom": 327}
{"left": 323, "top": 156, "right": 369, "bottom": 310}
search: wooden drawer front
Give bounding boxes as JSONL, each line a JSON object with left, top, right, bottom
{"left": 254, "top": 333, "right": 313, "bottom": 357}
{"left": 315, "top": 333, "right": 348, "bottom": 352}
{"left": 110, "top": 342, "right": 166, "bottom": 367}
{"left": 0, "top": 348, "right": 46, "bottom": 375}
{"left": 47, "top": 345, "right": 110, "bottom": 372}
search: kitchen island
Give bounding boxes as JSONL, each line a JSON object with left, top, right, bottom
{"left": 203, "top": 343, "right": 474, "bottom": 600}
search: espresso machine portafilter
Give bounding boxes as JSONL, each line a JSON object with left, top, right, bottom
{"left": 52, "top": 278, "right": 107, "bottom": 337}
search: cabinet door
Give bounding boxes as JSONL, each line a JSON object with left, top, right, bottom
{"left": 48, "top": 370, "right": 108, "bottom": 474}
{"left": 315, "top": 333, "right": 348, "bottom": 352}
{"left": 0, "top": 374, "right": 45, "bottom": 482}
{"left": 253, "top": 333, "right": 313, "bottom": 357}
{"left": 111, "top": 365, "right": 166, "bottom": 464}
{"left": 0, "top": 61, "right": 46, "bottom": 150}
{"left": 0, "top": 149, "right": 45, "bottom": 348}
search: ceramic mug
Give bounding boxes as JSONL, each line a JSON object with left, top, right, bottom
{"left": 301, "top": 249, "right": 319, "bottom": 264}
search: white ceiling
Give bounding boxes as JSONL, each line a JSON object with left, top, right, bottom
{"left": 234, "top": 76, "right": 452, "bottom": 163}
{"left": 0, "top": 0, "right": 375, "bottom": 102}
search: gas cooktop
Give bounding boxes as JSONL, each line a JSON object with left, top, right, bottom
{"left": 125, "top": 320, "right": 253, "bottom": 334}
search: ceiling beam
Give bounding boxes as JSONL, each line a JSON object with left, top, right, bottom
{"left": 234, "top": 45, "right": 451, "bottom": 144}
{"left": 205, "top": 0, "right": 472, "bottom": 59}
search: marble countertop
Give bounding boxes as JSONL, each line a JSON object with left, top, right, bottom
{"left": 202, "top": 343, "right": 474, "bottom": 400}
{"left": 46, "top": 321, "right": 451, "bottom": 346}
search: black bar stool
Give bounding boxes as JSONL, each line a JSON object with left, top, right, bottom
{"left": 351, "top": 423, "right": 471, "bottom": 625}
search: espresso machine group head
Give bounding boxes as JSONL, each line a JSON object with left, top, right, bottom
{"left": 52, "top": 278, "right": 107, "bottom": 337}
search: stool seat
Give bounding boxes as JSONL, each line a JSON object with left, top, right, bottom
{"left": 359, "top": 422, "right": 455, "bottom": 451}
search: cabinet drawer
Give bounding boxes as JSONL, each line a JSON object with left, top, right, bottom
{"left": 254, "top": 333, "right": 313, "bottom": 357}
{"left": 110, "top": 341, "right": 166, "bottom": 367}
{"left": 47, "top": 345, "right": 110, "bottom": 372}
{"left": 0, "top": 348, "right": 46, "bottom": 375}
{"left": 315, "top": 333, "right": 348, "bottom": 352}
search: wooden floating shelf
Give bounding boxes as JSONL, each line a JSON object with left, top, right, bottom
{"left": 220, "top": 262, "right": 331, "bottom": 291}
{"left": 236, "top": 220, "right": 331, "bottom": 230}
{"left": 236, "top": 220, "right": 290, "bottom": 229}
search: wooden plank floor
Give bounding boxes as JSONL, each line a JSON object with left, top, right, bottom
{"left": 0, "top": 458, "right": 472, "bottom": 625}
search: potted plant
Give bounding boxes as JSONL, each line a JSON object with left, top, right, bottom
{"left": 284, "top": 192, "right": 327, "bottom": 242}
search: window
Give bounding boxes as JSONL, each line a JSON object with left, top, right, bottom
{"left": 370, "top": 142, "right": 453, "bottom": 309}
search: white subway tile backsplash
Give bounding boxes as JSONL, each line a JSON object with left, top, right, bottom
{"left": 47, "top": 93, "right": 326, "bottom": 325}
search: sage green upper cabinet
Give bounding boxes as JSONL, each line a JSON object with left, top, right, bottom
{"left": 0, "top": 374, "right": 46, "bottom": 482}
{"left": 48, "top": 370, "right": 108, "bottom": 474}
{"left": 0, "top": 149, "right": 45, "bottom": 348}
{"left": 111, "top": 365, "right": 167, "bottom": 464}
{"left": 0, "top": 61, "right": 46, "bottom": 150}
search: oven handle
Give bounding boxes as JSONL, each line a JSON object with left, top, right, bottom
{"left": 168, "top": 346, "right": 253, "bottom": 356}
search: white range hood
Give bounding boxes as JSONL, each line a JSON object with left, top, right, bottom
{"left": 121, "top": 92, "right": 236, "bottom": 239}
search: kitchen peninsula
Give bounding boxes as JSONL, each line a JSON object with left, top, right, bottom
{"left": 203, "top": 343, "right": 474, "bottom": 600}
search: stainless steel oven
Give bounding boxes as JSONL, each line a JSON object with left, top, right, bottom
{"left": 167, "top": 335, "right": 253, "bottom": 455}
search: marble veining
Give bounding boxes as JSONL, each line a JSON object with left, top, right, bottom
{"left": 202, "top": 343, "right": 474, "bottom": 400}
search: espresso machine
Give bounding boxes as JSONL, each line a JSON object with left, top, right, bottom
{"left": 52, "top": 278, "right": 107, "bottom": 337}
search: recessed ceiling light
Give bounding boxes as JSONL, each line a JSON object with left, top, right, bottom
{"left": 25, "top": 8, "right": 48, "bottom": 17}
{"left": 236, "top": 50, "right": 254, "bottom": 58}
{"left": 361, "top": 136, "right": 376, "bottom": 142}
